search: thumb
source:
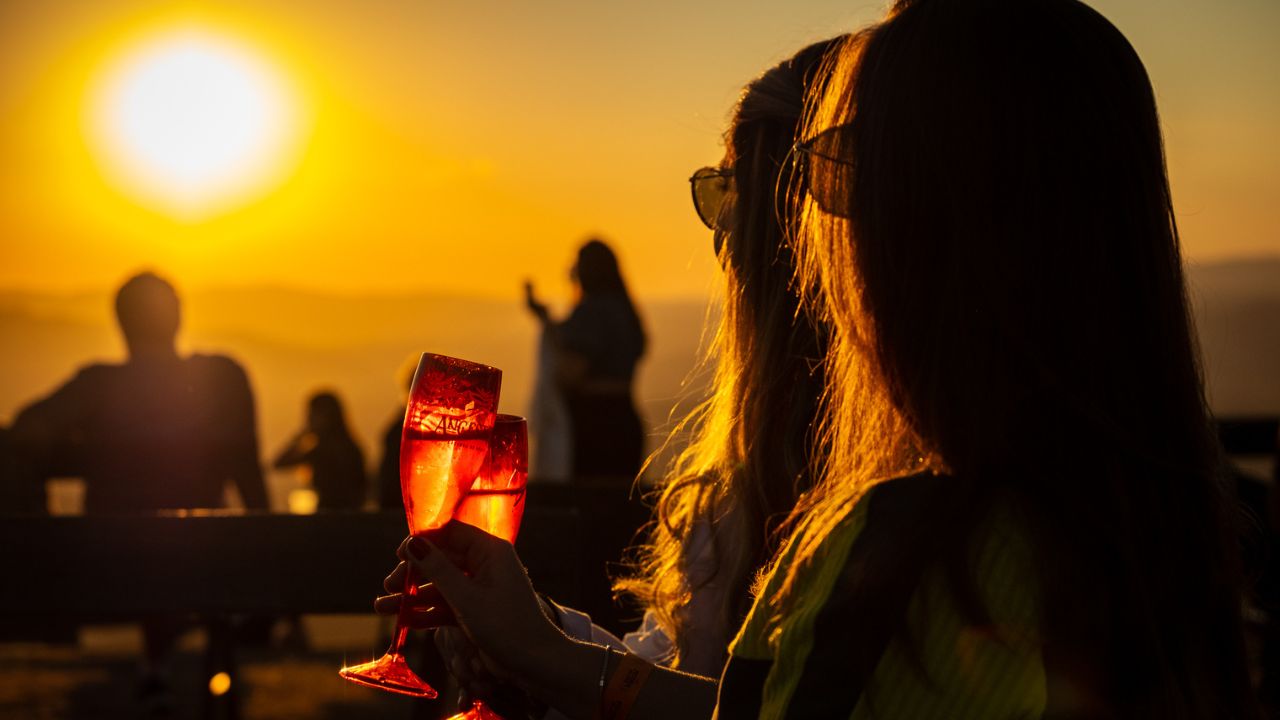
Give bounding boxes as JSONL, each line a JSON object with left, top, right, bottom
{"left": 403, "top": 535, "right": 473, "bottom": 610}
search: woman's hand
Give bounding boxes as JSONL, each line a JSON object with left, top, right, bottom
{"left": 271, "top": 430, "right": 316, "bottom": 469}
{"left": 376, "top": 522, "right": 719, "bottom": 719}
{"left": 524, "top": 280, "right": 550, "bottom": 322}
{"left": 374, "top": 561, "right": 454, "bottom": 628}
{"left": 375, "top": 565, "right": 499, "bottom": 697}
{"left": 375, "top": 521, "right": 569, "bottom": 689}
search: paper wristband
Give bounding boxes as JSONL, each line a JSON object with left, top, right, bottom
{"left": 596, "top": 652, "right": 655, "bottom": 720}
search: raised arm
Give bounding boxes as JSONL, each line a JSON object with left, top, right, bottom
{"left": 271, "top": 431, "right": 315, "bottom": 470}
{"left": 524, "top": 280, "right": 552, "bottom": 325}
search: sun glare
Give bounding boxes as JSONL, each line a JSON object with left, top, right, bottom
{"left": 89, "top": 28, "right": 303, "bottom": 219}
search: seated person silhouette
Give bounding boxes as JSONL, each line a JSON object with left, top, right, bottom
{"left": 8, "top": 271, "right": 267, "bottom": 513}
{"left": 274, "top": 390, "right": 367, "bottom": 511}
{"left": 8, "top": 271, "right": 268, "bottom": 712}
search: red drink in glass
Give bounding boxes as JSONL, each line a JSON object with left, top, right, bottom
{"left": 453, "top": 414, "right": 528, "bottom": 541}
{"left": 340, "top": 353, "right": 501, "bottom": 698}
{"left": 453, "top": 487, "right": 525, "bottom": 539}
{"left": 401, "top": 427, "right": 491, "bottom": 534}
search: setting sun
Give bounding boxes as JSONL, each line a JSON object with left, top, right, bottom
{"left": 88, "top": 28, "right": 303, "bottom": 219}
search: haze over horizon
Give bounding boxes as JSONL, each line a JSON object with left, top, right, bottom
{"left": 2, "top": 256, "right": 1279, "bottom": 510}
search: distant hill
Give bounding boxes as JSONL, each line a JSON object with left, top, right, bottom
{"left": 1, "top": 257, "right": 1276, "bottom": 508}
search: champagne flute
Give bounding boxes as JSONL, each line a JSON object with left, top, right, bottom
{"left": 453, "top": 414, "right": 528, "bottom": 540}
{"left": 447, "top": 415, "right": 529, "bottom": 720}
{"left": 340, "top": 352, "right": 501, "bottom": 697}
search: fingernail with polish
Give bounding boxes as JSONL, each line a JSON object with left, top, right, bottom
{"left": 408, "top": 537, "right": 429, "bottom": 561}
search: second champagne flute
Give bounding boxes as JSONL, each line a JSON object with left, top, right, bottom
{"left": 448, "top": 414, "right": 529, "bottom": 720}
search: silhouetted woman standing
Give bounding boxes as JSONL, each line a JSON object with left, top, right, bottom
{"left": 526, "top": 240, "right": 646, "bottom": 481}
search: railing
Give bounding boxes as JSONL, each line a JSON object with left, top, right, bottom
{"left": 0, "top": 482, "right": 645, "bottom": 719}
{"left": 3, "top": 417, "right": 1272, "bottom": 718}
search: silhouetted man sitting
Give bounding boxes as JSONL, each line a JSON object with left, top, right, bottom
{"left": 9, "top": 271, "right": 267, "bottom": 513}
{"left": 7, "top": 272, "right": 267, "bottom": 714}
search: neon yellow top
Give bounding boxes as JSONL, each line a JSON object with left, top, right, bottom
{"left": 719, "top": 482, "right": 1045, "bottom": 719}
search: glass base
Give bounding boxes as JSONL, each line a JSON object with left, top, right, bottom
{"left": 339, "top": 653, "right": 439, "bottom": 698}
{"left": 447, "top": 700, "right": 504, "bottom": 720}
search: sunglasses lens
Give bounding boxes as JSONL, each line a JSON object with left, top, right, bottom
{"left": 692, "top": 168, "right": 733, "bottom": 230}
{"left": 803, "top": 127, "right": 856, "bottom": 219}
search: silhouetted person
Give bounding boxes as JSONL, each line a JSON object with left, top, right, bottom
{"left": 374, "top": 360, "right": 418, "bottom": 512}
{"left": 526, "top": 239, "right": 648, "bottom": 634}
{"left": 0, "top": 425, "right": 47, "bottom": 512}
{"left": 376, "top": 418, "right": 404, "bottom": 512}
{"left": 525, "top": 239, "right": 646, "bottom": 481}
{"left": 1249, "top": 420, "right": 1280, "bottom": 716}
{"left": 7, "top": 271, "right": 268, "bottom": 713}
{"left": 9, "top": 272, "right": 267, "bottom": 512}
{"left": 274, "top": 390, "right": 366, "bottom": 510}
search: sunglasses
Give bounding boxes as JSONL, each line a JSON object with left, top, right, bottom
{"left": 688, "top": 166, "right": 735, "bottom": 231}
{"left": 792, "top": 124, "right": 856, "bottom": 219}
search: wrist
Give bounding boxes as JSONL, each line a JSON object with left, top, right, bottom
{"left": 516, "top": 636, "right": 609, "bottom": 720}
{"left": 507, "top": 619, "right": 572, "bottom": 690}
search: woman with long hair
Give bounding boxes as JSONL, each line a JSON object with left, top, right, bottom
{"left": 614, "top": 36, "right": 836, "bottom": 676}
{"left": 402, "top": 38, "right": 841, "bottom": 711}
{"left": 274, "top": 390, "right": 366, "bottom": 510}
{"left": 719, "top": 0, "right": 1258, "bottom": 716}
{"left": 526, "top": 238, "right": 649, "bottom": 634}
{"left": 526, "top": 239, "right": 647, "bottom": 481}
{"left": 377, "top": 0, "right": 1257, "bottom": 716}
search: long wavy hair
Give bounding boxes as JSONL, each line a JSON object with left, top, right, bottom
{"left": 782, "top": 1, "right": 1256, "bottom": 716}
{"left": 614, "top": 38, "right": 841, "bottom": 672}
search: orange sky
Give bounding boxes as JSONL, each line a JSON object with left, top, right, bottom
{"left": 1, "top": 0, "right": 1277, "bottom": 301}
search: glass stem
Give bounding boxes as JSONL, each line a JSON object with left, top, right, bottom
{"left": 388, "top": 563, "right": 418, "bottom": 658}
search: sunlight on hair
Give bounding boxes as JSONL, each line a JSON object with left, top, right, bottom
{"left": 88, "top": 27, "right": 304, "bottom": 220}
{"left": 767, "top": 33, "right": 944, "bottom": 615}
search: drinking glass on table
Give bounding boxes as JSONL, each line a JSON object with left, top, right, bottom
{"left": 340, "top": 352, "right": 502, "bottom": 697}
{"left": 447, "top": 414, "right": 529, "bottom": 720}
